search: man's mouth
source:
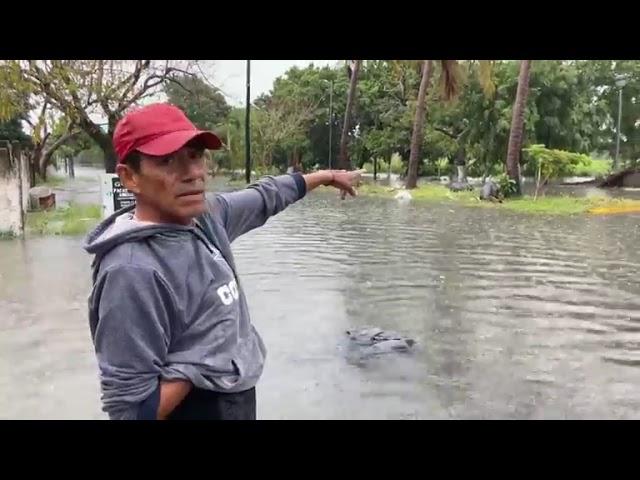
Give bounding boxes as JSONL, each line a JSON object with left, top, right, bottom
{"left": 176, "top": 190, "right": 204, "bottom": 199}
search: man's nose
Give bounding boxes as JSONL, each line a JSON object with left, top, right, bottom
{"left": 181, "top": 157, "right": 206, "bottom": 182}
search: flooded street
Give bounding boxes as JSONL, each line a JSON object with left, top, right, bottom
{"left": 1, "top": 173, "right": 640, "bottom": 419}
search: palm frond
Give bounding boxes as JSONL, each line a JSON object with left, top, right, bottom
{"left": 477, "top": 60, "right": 496, "bottom": 98}
{"left": 438, "top": 60, "right": 462, "bottom": 102}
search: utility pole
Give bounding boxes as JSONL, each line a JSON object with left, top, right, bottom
{"left": 245, "top": 60, "right": 251, "bottom": 184}
{"left": 328, "top": 79, "right": 334, "bottom": 169}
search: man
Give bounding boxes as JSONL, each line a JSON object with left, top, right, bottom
{"left": 84, "top": 103, "right": 361, "bottom": 420}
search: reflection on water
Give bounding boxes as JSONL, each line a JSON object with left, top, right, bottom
{"left": 1, "top": 174, "right": 640, "bottom": 419}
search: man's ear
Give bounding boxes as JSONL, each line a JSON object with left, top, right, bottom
{"left": 116, "top": 164, "right": 141, "bottom": 194}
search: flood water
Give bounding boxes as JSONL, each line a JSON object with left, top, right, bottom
{"left": 1, "top": 172, "right": 640, "bottom": 419}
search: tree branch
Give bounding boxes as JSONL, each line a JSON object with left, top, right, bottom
{"left": 433, "top": 126, "right": 458, "bottom": 139}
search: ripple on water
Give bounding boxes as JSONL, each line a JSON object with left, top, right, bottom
{"left": 2, "top": 188, "right": 640, "bottom": 419}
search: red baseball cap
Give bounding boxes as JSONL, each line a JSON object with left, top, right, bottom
{"left": 113, "top": 103, "right": 223, "bottom": 163}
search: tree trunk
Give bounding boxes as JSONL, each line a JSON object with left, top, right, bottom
{"left": 338, "top": 60, "right": 361, "bottom": 170}
{"left": 30, "top": 148, "right": 45, "bottom": 182}
{"left": 39, "top": 131, "right": 80, "bottom": 179}
{"left": 406, "top": 60, "right": 433, "bottom": 189}
{"left": 83, "top": 122, "right": 118, "bottom": 173}
{"left": 505, "top": 60, "right": 532, "bottom": 196}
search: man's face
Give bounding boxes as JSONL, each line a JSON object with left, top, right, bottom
{"left": 118, "top": 141, "right": 208, "bottom": 224}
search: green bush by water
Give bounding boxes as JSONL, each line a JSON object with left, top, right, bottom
{"left": 27, "top": 203, "right": 102, "bottom": 236}
{"left": 571, "top": 158, "right": 611, "bottom": 177}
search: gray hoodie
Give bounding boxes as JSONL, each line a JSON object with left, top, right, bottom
{"left": 84, "top": 173, "right": 306, "bottom": 420}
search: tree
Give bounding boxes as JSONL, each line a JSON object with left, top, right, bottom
{"left": 338, "top": 60, "right": 362, "bottom": 170}
{"left": 406, "top": 61, "right": 434, "bottom": 189}
{"left": 164, "top": 74, "right": 231, "bottom": 132}
{"left": 250, "top": 99, "right": 313, "bottom": 171}
{"left": 0, "top": 60, "right": 198, "bottom": 173}
{"left": 23, "top": 101, "right": 81, "bottom": 181}
{"left": 506, "top": 60, "right": 532, "bottom": 195}
{"left": 0, "top": 117, "right": 31, "bottom": 145}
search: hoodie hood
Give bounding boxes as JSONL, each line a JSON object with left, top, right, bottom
{"left": 84, "top": 205, "right": 199, "bottom": 260}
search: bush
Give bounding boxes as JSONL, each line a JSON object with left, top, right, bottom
{"left": 435, "top": 157, "right": 450, "bottom": 177}
{"left": 494, "top": 173, "right": 518, "bottom": 197}
{"left": 522, "top": 145, "right": 610, "bottom": 178}
{"left": 522, "top": 145, "right": 590, "bottom": 199}
{"left": 389, "top": 153, "right": 404, "bottom": 174}
{"left": 572, "top": 158, "right": 611, "bottom": 177}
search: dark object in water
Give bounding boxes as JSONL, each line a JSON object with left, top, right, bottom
{"left": 345, "top": 326, "right": 416, "bottom": 355}
{"left": 448, "top": 181, "right": 473, "bottom": 192}
{"left": 479, "top": 180, "right": 502, "bottom": 202}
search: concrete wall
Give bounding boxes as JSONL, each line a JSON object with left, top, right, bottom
{"left": 622, "top": 172, "right": 640, "bottom": 188}
{"left": 0, "top": 143, "right": 27, "bottom": 237}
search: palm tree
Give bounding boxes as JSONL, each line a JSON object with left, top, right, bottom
{"left": 405, "top": 60, "right": 434, "bottom": 189}
{"left": 403, "top": 60, "right": 496, "bottom": 189}
{"left": 337, "top": 60, "right": 362, "bottom": 170}
{"left": 505, "top": 60, "right": 532, "bottom": 196}
{"left": 405, "top": 60, "right": 468, "bottom": 189}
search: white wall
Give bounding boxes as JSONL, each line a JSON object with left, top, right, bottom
{"left": 0, "top": 147, "right": 26, "bottom": 236}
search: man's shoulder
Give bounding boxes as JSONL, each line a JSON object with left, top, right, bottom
{"left": 95, "top": 235, "right": 196, "bottom": 280}
{"left": 96, "top": 242, "right": 157, "bottom": 278}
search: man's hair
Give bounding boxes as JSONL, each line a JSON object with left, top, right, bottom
{"left": 123, "top": 151, "right": 142, "bottom": 172}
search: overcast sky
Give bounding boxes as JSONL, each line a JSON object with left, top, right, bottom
{"left": 209, "top": 60, "right": 339, "bottom": 105}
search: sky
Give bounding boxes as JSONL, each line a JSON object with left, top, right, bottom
{"left": 208, "top": 60, "right": 338, "bottom": 105}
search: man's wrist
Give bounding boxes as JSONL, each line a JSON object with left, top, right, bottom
{"left": 325, "top": 170, "right": 334, "bottom": 186}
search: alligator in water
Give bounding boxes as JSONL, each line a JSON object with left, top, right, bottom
{"left": 345, "top": 327, "right": 416, "bottom": 358}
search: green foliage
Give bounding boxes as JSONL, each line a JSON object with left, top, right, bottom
{"left": 216, "top": 60, "right": 639, "bottom": 181}
{"left": 164, "top": 74, "right": 231, "bottom": 131}
{"left": 0, "top": 117, "right": 31, "bottom": 145}
{"left": 27, "top": 203, "right": 102, "bottom": 236}
{"left": 435, "top": 157, "right": 449, "bottom": 176}
{"left": 389, "top": 153, "right": 404, "bottom": 174}
{"left": 493, "top": 173, "right": 517, "bottom": 196}
{"left": 572, "top": 158, "right": 612, "bottom": 177}
{"left": 522, "top": 144, "right": 590, "bottom": 198}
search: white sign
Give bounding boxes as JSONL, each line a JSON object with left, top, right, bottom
{"left": 100, "top": 173, "right": 135, "bottom": 218}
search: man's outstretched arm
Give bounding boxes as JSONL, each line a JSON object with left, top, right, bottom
{"left": 211, "top": 170, "right": 363, "bottom": 242}
{"left": 303, "top": 169, "right": 363, "bottom": 198}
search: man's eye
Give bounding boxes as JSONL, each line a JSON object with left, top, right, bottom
{"left": 160, "top": 156, "right": 173, "bottom": 165}
{"left": 189, "top": 149, "right": 205, "bottom": 160}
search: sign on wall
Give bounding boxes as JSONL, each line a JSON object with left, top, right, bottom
{"left": 100, "top": 173, "right": 135, "bottom": 217}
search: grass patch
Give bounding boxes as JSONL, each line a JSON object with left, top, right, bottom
{"left": 501, "top": 195, "right": 640, "bottom": 215}
{"left": 571, "top": 159, "right": 612, "bottom": 177}
{"left": 27, "top": 203, "right": 102, "bottom": 236}
{"left": 358, "top": 182, "right": 640, "bottom": 216}
{"left": 37, "top": 174, "right": 68, "bottom": 188}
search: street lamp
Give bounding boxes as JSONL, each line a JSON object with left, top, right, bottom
{"left": 614, "top": 74, "right": 627, "bottom": 171}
